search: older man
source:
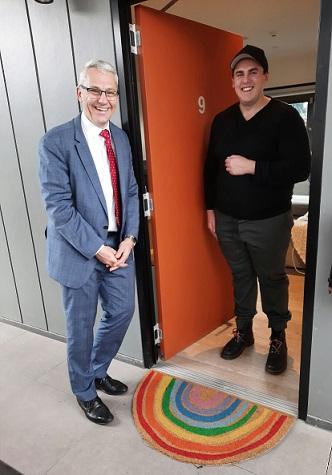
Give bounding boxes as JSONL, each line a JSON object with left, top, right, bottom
{"left": 39, "top": 59, "right": 139, "bottom": 424}
{"left": 204, "top": 45, "right": 311, "bottom": 374}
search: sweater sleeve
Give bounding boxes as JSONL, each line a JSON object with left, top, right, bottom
{"left": 254, "top": 106, "right": 311, "bottom": 187}
{"left": 204, "top": 117, "right": 219, "bottom": 209}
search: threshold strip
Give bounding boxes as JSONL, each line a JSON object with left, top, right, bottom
{"left": 155, "top": 361, "right": 298, "bottom": 416}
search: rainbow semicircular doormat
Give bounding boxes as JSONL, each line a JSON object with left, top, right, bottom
{"left": 132, "top": 370, "right": 295, "bottom": 465}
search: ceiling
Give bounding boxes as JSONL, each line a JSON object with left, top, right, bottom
{"left": 138, "top": 0, "right": 321, "bottom": 61}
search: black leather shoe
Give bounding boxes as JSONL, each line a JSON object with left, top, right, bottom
{"left": 221, "top": 328, "right": 254, "bottom": 360}
{"left": 95, "top": 375, "right": 128, "bottom": 395}
{"left": 76, "top": 396, "right": 113, "bottom": 424}
{"left": 265, "top": 332, "right": 288, "bottom": 374}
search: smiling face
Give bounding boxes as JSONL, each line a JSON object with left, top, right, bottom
{"left": 77, "top": 68, "right": 118, "bottom": 128}
{"left": 232, "top": 58, "right": 268, "bottom": 108}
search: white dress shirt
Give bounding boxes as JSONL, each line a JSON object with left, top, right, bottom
{"left": 81, "top": 112, "right": 117, "bottom": 232}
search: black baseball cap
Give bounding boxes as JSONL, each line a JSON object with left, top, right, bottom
{"left": 230, "top": 45, "right": 269, "bottom": 73}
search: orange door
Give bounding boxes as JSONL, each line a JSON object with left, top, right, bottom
{"left": 136, "top": 6, "right": 243, "bottom": 359}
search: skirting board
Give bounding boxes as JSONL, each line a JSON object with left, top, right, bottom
{"left": 306, "top": 415, "right": 332, "bottom": 432}
{"left": 0, "top": 316, "right": 66, "bottom": 343}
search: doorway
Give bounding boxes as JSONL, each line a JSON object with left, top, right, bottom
{"left": 130, "top": 0, "right": 320, "bottom": 415}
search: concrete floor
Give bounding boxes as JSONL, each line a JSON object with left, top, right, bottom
{"left": 1, "top": 321, "right": 332, "bottom": 475}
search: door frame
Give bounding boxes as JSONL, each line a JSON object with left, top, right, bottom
{"left": 113, "top": 0, "right": 332, "bottom": 420}
{"left": 298, "top": 0, "right": 332, "bottom": 420}
{"left": 110, "top": 0, "right": 157, "bottom": 368}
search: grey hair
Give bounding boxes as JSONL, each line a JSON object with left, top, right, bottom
{"left": 79, "top": 59, "right": 118, "bottom": 86}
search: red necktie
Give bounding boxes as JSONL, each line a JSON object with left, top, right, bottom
{"left": 99, "top": 129, "right": 122, "bottom": 228}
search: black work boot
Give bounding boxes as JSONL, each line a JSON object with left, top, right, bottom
{"left": 221, "top": 326, "right": 254, "bottom": 360}
{"left": 265, "top": 330, "right": 288, "bottom": 375}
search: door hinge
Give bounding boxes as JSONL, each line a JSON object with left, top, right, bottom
{"left": 153, "top": 323, "right": 163, "bottom": 345}
{"left": 143, "top": 190, "right": 154, "bottom": 217}
{"left": 129, "top": 24, "right": 141, "bottom": 55}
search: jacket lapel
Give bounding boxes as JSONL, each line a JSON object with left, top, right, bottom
{"left": 73, "top": 115, "right": 108, "bottom": 215}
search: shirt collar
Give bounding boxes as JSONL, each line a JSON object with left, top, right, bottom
{"left": 81, "top": 112, "right": 110, "bottom": 139}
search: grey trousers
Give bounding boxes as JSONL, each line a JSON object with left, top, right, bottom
{"left": 215, "top": 210, "right": 293, "bottom": 332}
{"left": 62, "top": 233, "right": 136, "bottom": 401}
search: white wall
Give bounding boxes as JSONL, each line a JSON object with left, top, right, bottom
{"left": 268, "top": 51, "right": 317, "bottom": 88}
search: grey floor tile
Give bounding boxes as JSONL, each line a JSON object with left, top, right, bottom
{"left": 0, "top": 366, "right": 32, "bottom": 405}
{"left": 0, "top": 381, "right": 93, "bottom": 475}
{"left": 187, "top": 465, "right": 256, "bottom": 474}
{"left": 45, "top": 420, "right": 255, "bottom": 475}
{"left": 37, "top": 360, "right": 71, "bottom": 395}
{"left": 107, "top": 357, "right": 147, "bottom": 386}
{"left": 0, "top": 331, "right": 66, "bottom": 382}
{"left": 235, "top": 420, "right": 332, "bottom": 475}
{"left": 0, "top": 322, "right": 25, "bottom": 345}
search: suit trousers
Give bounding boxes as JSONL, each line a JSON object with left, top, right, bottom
{"left": 215, "top": 210, "right": 293, "bottom": 332}
{"left": 62, "top": 234, "right": 136, "bottom": 401}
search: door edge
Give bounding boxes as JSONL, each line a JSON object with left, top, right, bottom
{"left": 112, "top": 0, "right": 158, "bottom": 368}
{"left": 298, "top": 0, "right": 332, "bottom": 421}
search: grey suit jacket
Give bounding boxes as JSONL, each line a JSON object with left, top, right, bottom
{"left": 39, "top": 114, "right": 139, "bottom": 289}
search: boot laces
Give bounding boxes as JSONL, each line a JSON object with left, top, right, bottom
{"left": 270, "top": 339, "right": 283, "bottom": 354}
{"left": 232, "top": 328, "right": 246, "bottom": 342}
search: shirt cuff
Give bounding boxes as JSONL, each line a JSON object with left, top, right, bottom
{"left": 95, "top": 244, "right": 105, "bottom": 256}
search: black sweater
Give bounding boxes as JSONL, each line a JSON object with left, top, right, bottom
{"left": 204, "top": 98, "right": 311, "bottom": 220}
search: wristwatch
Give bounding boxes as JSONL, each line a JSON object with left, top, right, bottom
{"left": 124, "top": 235, "right": 137, "bottom": 246}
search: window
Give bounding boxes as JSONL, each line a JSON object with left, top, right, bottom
{"left": 291, "top": 101, "right": 309, "bottom": 125}
{"left": 280, "top": 93, "right": 314, "bottom": 144}
{"left": 265, "top": 84, "right": 314, "bottom": 144}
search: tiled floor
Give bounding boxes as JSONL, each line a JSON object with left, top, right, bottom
{"left": 1, "top": 321, "right": 332, "bottom": 475}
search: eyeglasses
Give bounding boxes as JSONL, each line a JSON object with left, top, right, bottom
{"left": 80, "top": 85, "right": 119, "bottom": 100}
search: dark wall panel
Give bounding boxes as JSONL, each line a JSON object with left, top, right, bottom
{"left": 0, "top": 207, "right": 21, "bottom": 322}
{"left": 0, "top": 58, "right": 46, "bottom": 329}
{"left": 27, "top": 0, "right": 79, "bottom": 130}
{"left": 0, "top": 0, "right": 65, "bottom": 335}
{"left": 68, "top": 0, "right": 121, "bottom": 127}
